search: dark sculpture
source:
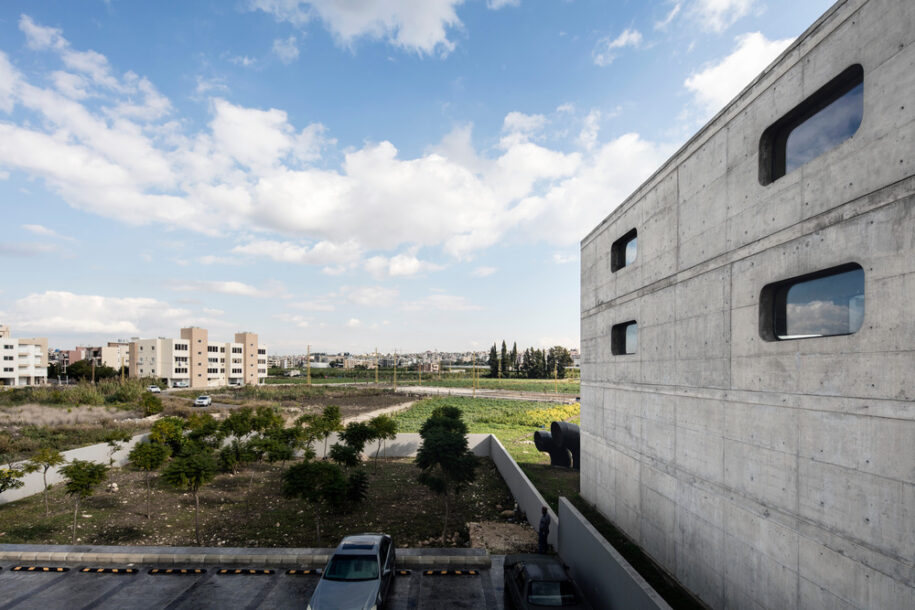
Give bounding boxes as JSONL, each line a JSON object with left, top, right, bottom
{"left": 533, "top": 429, "right": 572, "bottom": 468}
{"left": 550, "top": 421, "right": 580, "bottom": 470}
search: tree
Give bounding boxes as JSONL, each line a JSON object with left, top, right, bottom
{"left": 104, "top": 429, "right": 134, "bottom": 465}
{"left": 149, "top": 417, "right": 188, "bottom": 455}
{"left": 59, "top": 460, "right": 109, "bottom": 544}
{"left": 282, "top": 460, "right": 368, "bottom": 545}
{"left": 129, "top": 441, "right": 171, "bottom": 519}
{"left": 510, "top": 342, "right": 518, "bottom": 378}
{"left": 0, "top": 464, "right": 26, "bottom": 496}
{"left": 185, "top": 412, "right": 223, "bottom": 450}
{"left": 368, "top": 414, "right": 398, "bottom": 469}
{"left": 547, "top": 346, "right": 574, "bottom": 379}
{"left": 66, "top": 360, "right": 117, "bottom": 382}
{"left": 500, "top": 341, "right": 508, "bottom": 378}
{"left": 313, "top": 405, "right": 343, "bottom": 458}
{"left": 220, "top": 407, "right": 254, "bottom": 474}
{"left": 415, "top": 406, "right": 478, "bottom": 544}
{"left": 27, "top": 448, "right": 65, "bottom": 515}
{"left": 161, "top": 448, "right": 217, "bottom": 546}
{"left": 139, "top": 392, "right": 163, "bottom": 416}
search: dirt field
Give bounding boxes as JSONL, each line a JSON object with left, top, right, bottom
{"left": 0, "top": 404, "right": 140, "bottom": 427}
{"left": 0, "top": 458, "right": 532, "bottom": 551}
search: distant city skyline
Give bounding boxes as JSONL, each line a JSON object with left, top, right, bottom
{"left": 0, "top": 0, "right": 833, "bottom": 353}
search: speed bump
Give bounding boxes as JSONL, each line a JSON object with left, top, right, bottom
{"left": 286, "top": 569, "right": 321, "bottom": 576}
{"left": 11, "top": 566, "right": 69, "bottom": 573}
{"left": 396, "top": 569, "right": 412, "bottom": 576}
{"left": 423, "top": 569, "right": 479, "bottom": 576}
{"left": 217, "top": 568, "right": 274, "bottom": 575}
{"left": 80, "top": 567, "right": 138, "bottom": 574}
{"left": 149, "top": 568, "right": 206, "bottom": 575}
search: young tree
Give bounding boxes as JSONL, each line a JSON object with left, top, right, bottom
{"left": 149, "top": 416, "right": 188, "bottom": 455}
{"left": 59, "top": 460, "right": 109, "bottom": 544}
{"left": 282, "top": 460, "right": 368, "bottom": 545}
{"left": 0, "top": 464, "right": 27, "bottom": 496}
{"left": 139, "top": 392, "right": 163, "bottom": 416}
{"left": 488, "top": 344, "right": 499, "bottom": 378}
{"left": 415, "top": 406, "right": 478, "bottom": 544}
{"left": 161, "top": 448, "right": 217, "bottom": 546}
{"left": 313, "top": 405, "right": 343, "bottom": 458}
{"left": 128, "top": 441, "right": 171, "bottom": 519}
{"left": 220, "top": 407, "right": 254, "bottom": 474}
{"left": 367, "top": 414, "right": 398, "bottom": 469}
{"left": 27, "top": 448, "right": 65, "bottom": 515}
{"left": 104, "top": 429, "right": 134, "bottom": 465}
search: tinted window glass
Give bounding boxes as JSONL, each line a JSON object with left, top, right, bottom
{"left": 528, "top": 581, "right": 578, "bottom": 606}
{"left": 784, "top": 82, "right": 863, "bottom": 174}
{"left": 612, "top": 321, "right": 638, "bottom": 355}
{"left": 611, "top": 229, "right": 637, "bottom": 272}
{"left": 771, "top": 264, "right": 864, "bottom": 340}
{"left": 324, "top": 555, "right": 379, "bottom": 581}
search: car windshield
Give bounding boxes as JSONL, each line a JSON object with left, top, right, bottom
{"left": 324, "top": 554, "right": 379, "bottom": 582}
{"left": 528, "top": 580, "right": 577, "bottom": 606}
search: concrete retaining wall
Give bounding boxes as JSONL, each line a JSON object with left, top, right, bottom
{"left": 558, "top": 498, "right": 670, "bottom": 610}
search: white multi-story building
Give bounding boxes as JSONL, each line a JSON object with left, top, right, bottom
{"left": 0, "top": 324, "right": 48, "bottom": 387}
{"left": 129, "top": 327, "right": 266, "bottom": 389}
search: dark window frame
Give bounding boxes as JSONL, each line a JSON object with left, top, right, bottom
{"left": 611, "top": 228, "right": 638, "bottom": 272}
{"left": 611, "top": 320, "right": 638, "bottom": 355}
{"left": 759, "top": 262, "right": 864, "bottom": 341}
{"left": 759, "top": 64, "right": 864, "bottom": 185}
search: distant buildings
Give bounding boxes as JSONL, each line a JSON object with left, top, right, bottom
{"left": 0, "top": 324, "right": 47, "bottom": 386}
{"left": 129, "top": 327, "right": 267, "bottom": 389}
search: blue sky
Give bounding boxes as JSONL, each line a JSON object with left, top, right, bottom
{"left": 0, "top": 0, "right": 834, "bottom": 354}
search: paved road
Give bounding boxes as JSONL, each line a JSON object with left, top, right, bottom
{"left": 0, "top": 559, "right": 506, "bottom": 609}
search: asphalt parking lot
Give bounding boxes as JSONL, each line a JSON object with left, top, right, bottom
{"left": 0, "top": 558, "right": 507, "bottom": 609}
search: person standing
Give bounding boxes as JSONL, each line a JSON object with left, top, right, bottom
{"left": 538, "top": 506, "right": 551, "bottom": 554}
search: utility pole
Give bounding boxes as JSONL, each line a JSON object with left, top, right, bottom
{"left": 306, "top": 344, "right": 311, "bottom": 386}
{"left": 554, "top": 362, "right": 558, "bottom": 395}
{"left": 418, "top": 362, "right": 422, "bottom": 386}
{"left": 498, "top": 356, "right": 502, "bottom": 379}
{"left": 374, "top": 348, "right": 378, "bottom": 384}
{"left": 472, "top": 352, "right": 476, "bottom": 398}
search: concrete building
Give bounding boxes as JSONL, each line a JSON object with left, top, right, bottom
{"left": 0, "top": 324, "right": 48, "bottom": 386}
{"left": 580, "top": 1, "right": 914, "bottom": 608}
{"left": 129, "top": 328, "right": 266, "bottom": 389}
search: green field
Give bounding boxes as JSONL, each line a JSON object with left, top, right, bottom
{"left": 267, "top": 374, "right": 580, "bottom": 395}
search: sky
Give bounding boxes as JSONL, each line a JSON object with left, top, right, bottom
{"left": 0, "top": 0, "right": 835, "bottom": 354}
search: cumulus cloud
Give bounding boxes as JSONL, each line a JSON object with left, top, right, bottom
{"left": 684, "top": 32, "right": 793, "bottom": 119}
{"left": 167, "top": 279, "right": 289, "bottom": 298}
{"left": 249, "top": 0, "right": 464, "bottom": 56}
{"left": 233, "top": 239, "right": 362, "bottom": 266}
{"left": 5, "top": 291, "right": 191, "bottom": 336}
{"left": 691, "top": 0, "right": 755, "bottom": 32}
{"left": 272, "top": 36, "right": 300, "bottom": 63}
{"left": 364, "top": 252, "right": 443, "bottom": 279}
{"left": 592, "top": 28, "right": 642, "bottom": 67}
{"left": 346, "top": 318, "right": 362, "bottom": 328}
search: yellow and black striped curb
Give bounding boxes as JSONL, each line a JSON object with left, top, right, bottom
{"left": 10, "top": 566, "right": 69, "bottom": 572}
{"left": 396, "top": 569, "right": 412, "bottom": 576}
{"left": 217, "top": 568, "right": 274, "bottom": 575}
{"left": 149, "top": 568, "right": 206, "bottom": 575}
{"left": 285, "top": 569, "right": 321, "bottom": 576}
{"left": 80, "top": 567, "right": 139, "bottom": 574}
{"left": 423, "top": 569, "right": 479, "bottom": 576}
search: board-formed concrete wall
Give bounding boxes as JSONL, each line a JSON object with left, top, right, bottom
{"left": 579, "top": 0, "right": 915, "bottom": 608}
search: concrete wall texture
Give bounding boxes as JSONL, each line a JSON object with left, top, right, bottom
{"left": 579, "top": 0, "right": 915, "bottom": 608}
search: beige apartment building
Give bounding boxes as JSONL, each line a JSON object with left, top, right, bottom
{"left": 129, "top": 327, "right": 266, "bottom": 389}
{"left": 0, "top": 324, "right": 48, "bottom": 386}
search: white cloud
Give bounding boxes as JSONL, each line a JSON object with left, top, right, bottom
{"left": 203, "top": 307, "right": 225, "bottom": 316}
{"left": 250, "top": 0, "right": 464, "bottom": 56}
{"left": 22, "top": 224, "right": 74, "bottom": 240}
{"left": 233, "top": 238, "right": 361, "bottom": 266}
{"left": 684, "top": 32, "right": 793, "bottom": 119}
{"left": 5, "top": 291, "right": 191, "bottom": 336}
{"left": 272, "top": 36, "right": 300, "bottom": 63}
{"left": 502, "top": 111, "right": 546, "bottom": 137}
{"left": 275, "top": 313, "right": 311, "bottom": 328}
{"left": 346, "top": 318, "right": 362, "bottom": 328}
{"left": 471, "top": 266, "right": 496, "bottom": 277}
{"left": 229, "top": 55, "right": 257, "bottom": 67}
{"left": 364, "top": 252, "right": 443, "bottom": 279}
{"left": 167, "top": 279, "right": 289, "bottom": 298}
{"left": 340, "top": 285, "right": 399, "bottom": 307}
{"left": 592, "top": 28, "right": 642, "bottom": 67}
{"left": 691, "top": 0, "right": 755, "bottom": 32}
{"left": 198, "top": 255, "right": 243, "bottom": 265}
{"left": 487, "top": 0, "right": 519, "bottom": 8}
{"left": 655, "top": 3, "right": 682, "bottom": 30}
{"left": 577, "top": 109, "right": 601, "bottom": 151}
{"left": 0, "top": 242, "right": 58, "bottom": 256}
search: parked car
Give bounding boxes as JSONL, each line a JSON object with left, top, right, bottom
{"left": 503, "top": 554, "right": 590, "bottom": 609}
{"left": 147, "top": 385, "right": 161, "bottom": 393}
{"left": 193, "top": 395, "right": 212, "bottom": 407}
{"left": 308, "top": 533, "right": 396, "bottom": 610}
{"left": 173, "top": 380, "right": 189, "bottom": 388}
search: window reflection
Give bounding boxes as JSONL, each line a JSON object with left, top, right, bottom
{"left": 612, "top": 321, "right": 638, "bottom": 355}
{"left": 785, "top": 82, "right": 863, "bottom": 174}
{"left": 774, "top": 265, "right": 864, "bottom": 339}
{"left": 611, "top": 229, "right": 637, "bottom": 272}
{"left": 625, "top": 236, "right": 637, "bottom": 267}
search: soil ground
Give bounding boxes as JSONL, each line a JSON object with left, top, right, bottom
{"left": 0, "top": 458, "right": 524, "bottom": 551}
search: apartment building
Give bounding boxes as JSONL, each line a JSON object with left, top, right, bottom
{"left": 0, "top": 324, "right": 48, "bottom": 386}
{"left": 129, "top": 327, "right": 266, "bottom": 389}
{"left": 580, "top": 1, "right": 914, "bottom": 607}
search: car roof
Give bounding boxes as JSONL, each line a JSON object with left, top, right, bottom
{"left": 335, "top": 533, "right": 387, "bottom": 554}
{"left": 505, "top": 554, "right": 569, "bottom": 581}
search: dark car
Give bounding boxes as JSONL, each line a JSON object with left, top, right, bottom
{"left": 503, "top": 554, "right": 590, "bottom": 609}
{"left": 308, "top": 533, "right": 396, "bottom": 610}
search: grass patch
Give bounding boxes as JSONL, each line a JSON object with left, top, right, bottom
{"left": 400, "top": 377, "right": 580, "bottom": 395}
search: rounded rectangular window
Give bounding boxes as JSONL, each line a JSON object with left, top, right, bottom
{"left": 760, "top": 65, "right": 863, "bottom": 185}
{"left": 761, "top": 263, "right": 864, "bottom": 341}
{"left": 611, "top": 229, "right": 637, "bottom": 272}
{"left": 612, "top": 321, "right": 638, "bottom": 355}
